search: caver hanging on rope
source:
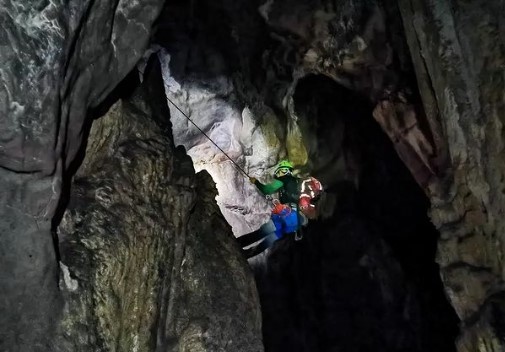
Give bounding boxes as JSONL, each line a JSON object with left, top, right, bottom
{"left": 239, "top": 160, "right": 324, "bottom": 258}
{"left": 167, "top": 98, "right": 323, "bottom": 210}
{"left": 166, "top": 98, "right": 323, "bottom": 258}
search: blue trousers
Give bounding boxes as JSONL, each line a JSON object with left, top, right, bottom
{"left": 238, "top": 209, "right": 307, "bottom": 258}
{"left": 237, "top": 220, "right": 277, "bottom": 258}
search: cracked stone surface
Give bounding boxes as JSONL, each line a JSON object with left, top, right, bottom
{"left": 398, "top": 1, "right": 505, "bottom": 350}
{"left": 57, "top": 58, "right": 263, "bottom": 351}
{"left": 0, "top": 0, "right": 165, "bottom": 350}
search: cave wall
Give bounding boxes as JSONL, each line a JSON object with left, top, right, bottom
{"left": 398, "top": 2, "right": 505, "bottom": 350}
{"left": 1, "top": 0, "right": 503, "bottom": 350}
{"left": 154, "top": 0, "right": 505, "bottom": 349}
{"left": 157, "top": 41, "right": 280, "bottom": 235}
{"left": 57, "top": 59, "right": 263, "bottom": 351}
{"left": 0, "top": 1, "right": 164, "bottom": 350}
{"left": 153, "top": 1, "right": 288, "bottom": 235}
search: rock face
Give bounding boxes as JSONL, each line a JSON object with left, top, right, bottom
{"left": 155, "top": 0, "right": 388, "bottom": 234}
{"left": 157, "top": 43, "right": 279, "bottom": 235}
{"left": 0, "top": 1, "right": 164, "bottom": 350}
{"left": 153, "top": 1, "right": 505, "bottom": 349}
{"left": 1, "top": 0, "right": 504, "bottom": 350}
{"left": 398, "top": 2, "right": 505, "bottom": 350}
{"left": 57, "top": 59, "right": 263, "bottom": 351}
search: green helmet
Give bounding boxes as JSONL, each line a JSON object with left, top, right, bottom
{"left": 274, "top": 160, "right": 294, "bottom": 177}
{"left": 277, "top": 160, "right": 294, "bottom": 169}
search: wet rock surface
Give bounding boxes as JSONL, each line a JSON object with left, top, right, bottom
{"left": 57, "top": 59, "right": 263, "bottom": 351}
{"left": 0, "top": 1, "right": 164, "bottom": 350}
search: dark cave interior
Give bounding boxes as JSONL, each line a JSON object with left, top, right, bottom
{"left": 252, "top": 74, "right": 459, "bottom": 352}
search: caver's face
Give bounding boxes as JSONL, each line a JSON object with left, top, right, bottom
{"left": 274, "top": 167, "right": 291, "bottom": 178}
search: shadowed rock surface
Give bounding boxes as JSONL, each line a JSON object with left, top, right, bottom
{"left": 0, "top": 1, "right": 164, "bottom": 350}
{"left": 398, "top": 2, "right": 505, "bottom": 350}
{"left": 57, "top": 59, "right": 263, "bottom": 351}
{"left": 251, "top": 82, "right": 459, "bottom": 351}
{"left": 1, "top": 0, "right": 504, "bottom": 351}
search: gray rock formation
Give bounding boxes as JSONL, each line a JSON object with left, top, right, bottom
{"left": 158, "top": 45, "right": 279, "bottom": 235}
{"left": 1, "top": 0, "right": 504, "bottom": 351}
{"left": 57, "top": 58, "right": 263, "bottom": 351}
{"left": 398, "top": 2, "right": 505, "bottom": 350}
{"left": 0, "top": 1, "right": 164, "bottom": 350}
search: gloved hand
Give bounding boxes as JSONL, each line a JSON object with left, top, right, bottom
{"left": 249, "top": 177, "right": 257, "bottom": 184}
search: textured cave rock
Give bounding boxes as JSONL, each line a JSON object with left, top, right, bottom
{"left": 153, "top": 2, "right": 287, "bottom": 235}
{"left": 1, "top": 0, "right": 503, "bottom": 351}
{"left": 0, "top": 1, "right": 165, "bottom": 350}
{"left": 57, "top": 59, "right": 263, "bottom": 351}
{"left": 156, "top": 43, "right": 279, "bottom": 235}
{"left": 153, "top": 0, "right": 390, "bottom": 233}
{"left": 397, "top": 2, "right": 505, "bottom": 350}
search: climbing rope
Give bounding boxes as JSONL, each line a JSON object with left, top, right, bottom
{"left": 166, "top": 96, "right": 251, "bottom": 179}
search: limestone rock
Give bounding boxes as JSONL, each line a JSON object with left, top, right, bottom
{"left": 0, "top": 1, "right": 165, "bottom": 350}
{"left": 57, "top": 59, "right": 263, "bottom": 351}
{"left": 155, "top": 41, "right": 283, "bottom": 235}
{"left": 2, "top": 0, "right": 504, "bottom": 350}
{"left": 399, "top": 1, "right": 505, "bottom": 350}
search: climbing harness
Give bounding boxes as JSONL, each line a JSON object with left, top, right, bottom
{"left": 166, "top": 97, "right": 251, "bottom": 179}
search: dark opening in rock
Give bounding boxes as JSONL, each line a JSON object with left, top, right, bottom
{"left": 250, "top": 74, "right": 459, "bottom": 352}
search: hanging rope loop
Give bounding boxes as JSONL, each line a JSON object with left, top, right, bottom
{"left": 167, "top": 97, "right": 251, "bottom": 178}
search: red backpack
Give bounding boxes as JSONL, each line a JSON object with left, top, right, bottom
{"left": 298, "top": 177, "right": 323, "bottom": 219}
